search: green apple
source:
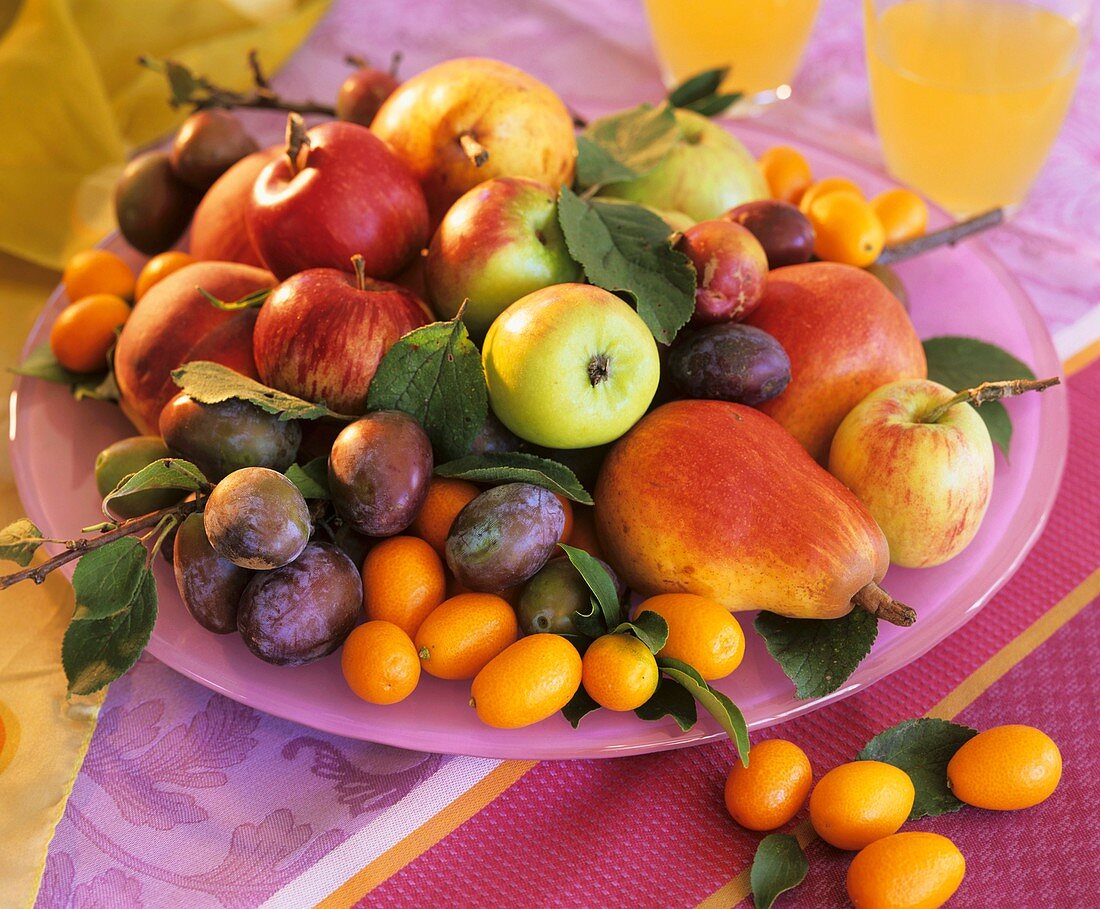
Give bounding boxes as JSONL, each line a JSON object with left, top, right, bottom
{"left": 424, "top": 177, "right": 581, "bottom": 339}
{"left": 482, "top": 283, "right": 660, "bottom": 449}
{"left": 828, "top": 379, "right": 995, "bottom": 568}
{"left": 598, "top": 109, "right": 767, "bottom": 222}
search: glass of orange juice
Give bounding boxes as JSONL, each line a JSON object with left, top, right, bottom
{"left": 643, "top": 0, "right": 822, "bottom": 112}
{"left": 864, "top": 0, "right": 1092, "bottom": 216}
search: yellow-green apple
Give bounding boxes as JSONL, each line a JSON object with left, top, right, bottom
{"left": 482, "top": 284, "right": 660, "bottom": 449}
{"left": 253, "top": 258, "right": 428, "bottom": 414}
{"left": 371, "top": 58, "right": 577, "bottom": 222}
{"left": 598, "top": 109, "right": 767, "bottom": 222}
{"left": 674, "top": 219, "right": 769, "bottom": 325}
{"left": 744, "top": 262, "right": 927, "bottom": 462}
{"left": 828, "top": 379, "right": 995, "bottom": 568}
{"left": 190, "top": 147, "right": 278, "bottom": 267}
{"left": 114, "top": 261, "right": 274, "bottom": 433}
{"left": 247, "top": 120, "right": 429, "bottom": 280}
{"left": 596, "top": 399, "right": 912, "bottom": 623}
{"left": 424, "top": 177, "right": 582, "bottom": 338}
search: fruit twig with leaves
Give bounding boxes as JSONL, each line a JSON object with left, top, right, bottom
{"left": 140, "top": 53, "right": 337, "bottom": 117}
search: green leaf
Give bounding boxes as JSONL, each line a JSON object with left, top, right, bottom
{"left": 680, "top": 93, "right": 742, "bottom": 117}
{"left": 572, "top": 597, "right": 607, "bottom": 639}
{"left": 557, "top": 187, "right": 696, "bottom": 344}
{"left": 366, "top": 318, "right": 488, "bottom": 461}
{"left": 559, "top": 543, "right": 622, "bottom": 631}
{"left": 923, "top": 336, "right": 1036, "bottom": 458}
{"left": 285, "top": 458, "right": 330, "bottom": 500}
{"left": 164, "top": 59, "right": 197, "bottom": 105}
{"left": 750, "top": 834, "right": 809, "bottom": 909}
{"left": 197, "top": 286, "right": 272, "bottom": 311}
{"left": 562, "top": 687, "right": 601, "bottom": 728}
{"left": 858, "top": 718, "right": 979, "bottom": 819}
{"left": 62, "top": 566, "right": 157, "bottom": 695}
{"left": 575, "top": 103, "right": 679, "bottom": 190}
{"left": 12, "top": 342, "right": 119, "bottom": 401}
{"left": 635, "top": 677, "right": 697, "bottom": 731}
{"left": 611, "top": 610, "right": 669, "bottom": 654}
{"left": 667, "top": 67, "right": 729, "bottom": 107}
{"left": 172, "top": 361, "right": 353, "bottom": 422}
{"left": 70, "top": 538, "right": 149, "bottom": 621}
{"left": 435, "top": 452, "right": 593, "bottom": 505}
{"left": 103, "top": 458, "right": 208, "bottom": 514}
{"left": 658, "top": 657, "right": 750, "bottom": 764}
{"left": 754, "top": 608, "right": 878, "bottom": 700}
{"left": 0, "top": 518, "right": 45, "bottom": 567}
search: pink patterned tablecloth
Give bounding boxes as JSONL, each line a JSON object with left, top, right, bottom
{"left": 35, "top": 1, "right": 1100, "bottom": 907}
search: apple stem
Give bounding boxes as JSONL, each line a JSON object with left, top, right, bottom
{"left": 459, "top": 132, "right": 489, "bottom": 168}
{"left": 344, "top": 54, "right": 369, "bottom": 69}
{"left": 853, "top": 582, "right": 916, "bottom": 627}
{"left": 587, "top": 353, "right": 611, "bottom": 387}
{"left": 388, "top": 51, "right": 403, "bottom": 78}
{"left": 351, "top": 254, "right": 367, "bottom": 291}
{"left": 922, "top": 376, "right": 1060, "bottom": 424}
{"left": 285, "top": 112, "right": 311, "bottom": 177}
{"left": 876, "top": 208, "right": 1004, "bottom": 266}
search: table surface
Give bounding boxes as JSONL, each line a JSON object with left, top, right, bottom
{"left": 32, "top": 1, "right": 1100, "bottom": 907}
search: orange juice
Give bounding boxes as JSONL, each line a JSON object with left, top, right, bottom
{"left": 865, "top": 0, "right": 1084, "bottom": 215}
{"left": 644, "top": 0, "right": 821, "bottom": 103}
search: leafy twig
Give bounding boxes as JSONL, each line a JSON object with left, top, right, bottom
{"left": 139, "top": 54, "right": 337, "bottom": 117}
{"left": 877, "top": 209, "right": 1004, "bottom": 265}
{"left": 0, "top": 499, "right": 204, "bottom": 590}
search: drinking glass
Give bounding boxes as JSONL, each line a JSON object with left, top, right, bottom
{"left": 864, "top": 0, "right": 1092, "bottom": 216}
{"left": 643, "top": 0, "right": 822, "bottom": 112}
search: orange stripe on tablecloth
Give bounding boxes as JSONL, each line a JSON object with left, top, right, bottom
{"left": 313, "top": 759, "right": 536, "bottom": 909}
{"left": 1064, "top": 336, "right": 1100, "bottom": 376}
{"left": 694, "top": 566, "right": 1100, "bottom": 909}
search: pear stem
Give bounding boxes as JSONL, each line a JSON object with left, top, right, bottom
{"left": 459, "top": 132, "right": 489, "bottom": 167}
{"left": 922, "top": 376, "right": 1060, "bottom": 425}
{"left": 285, "top": 112, "right": 311, "bottom": 177}
{"left": 853, "top": 582, "right": 916, "bottom": 627}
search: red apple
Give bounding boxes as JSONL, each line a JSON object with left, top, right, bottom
{"left": 189, "top": 148, "right": 278, "bottom": 267}
{"left": 675, "top": 219, "right": 769, "bottom": 325}
{"left": 247, "top": 120, "right": 429, "bottom": 281}
{"left": 253, "top": 258, "right": 429, "bottom": 414}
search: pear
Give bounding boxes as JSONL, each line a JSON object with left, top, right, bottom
{"left": 595, "top": 399, "right": 913, "bottom": 624}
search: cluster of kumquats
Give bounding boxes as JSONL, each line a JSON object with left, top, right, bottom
{"left": 51, "top": 249, "right": 195, "bottom": 374}
{"left": 723, "top": 723, "right": 1062, "bottom": 908}
{"left": 757, "top": 145, "right": 929, "bottom": 267}
{"left": 340, "top": 477, "right": 746, "bottom": 727}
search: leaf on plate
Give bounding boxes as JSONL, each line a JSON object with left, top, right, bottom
{"left": 285, "top": 458, "right": 330, "bottom": 500}
{"left": 750, "top": 834, "right": 809, "bottom": 909}
{"left": 562, "top": 687, "right": 602, "bottom": 728}
{"left": 575, "top": 103, "right": 679, "bottom": 190}
{"left": 557, "top": 187, "right": 696, "bottom": 344}
{"left": 923, "top": 336, "right": 1037, "bottom": 458}
{"left": 435, "top": 452, "right": 594, "bottom": 505}
{"left": 572, "top": 597, "right": 607, "bottom": 640}
{"left": 103, "top": 458, "right": 208, "bottom": 514}
{"left": 172, "top": 361, "right": 353, "bottom": 422}
{"left": 754, "top": 608, "right": 878, "bottom": 700}
{"left": 0, "top": 518, "right": 45, "bottom": 567}
{"left": 559, "top": 543, "right": 623, "bottom": 631}
{"left": 658, "top": 657, "right": 750, "bottom": 764}
{"left": 366, "top": 317, "right": 488, "bottom": 461}
{"left": 635, "top": 677, "right": 697, "bottom": 731}
{"left": 63, "top": 564, "right": 157, "bottom": 695}
{"left": 12, "top": 342, "right": 119, "bottom": 401}
{"left": 611, "top": 610, "right": 669, "bottom": 654}
{"left": 70, "top": 538, "right": 149, "bottom": 622}
{"left": 858, "top": 718, "right": 979, "bottom": 818}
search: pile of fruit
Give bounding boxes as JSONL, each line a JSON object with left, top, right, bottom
{"left": 6, "top": 54, "right": 1055, "bottom": 743}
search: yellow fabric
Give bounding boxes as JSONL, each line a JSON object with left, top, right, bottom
{"left": 0, "top": 1, "right": 329, "bottom": 904}
{"left": 0, "top": 0, "right": 330, "bottom": 269}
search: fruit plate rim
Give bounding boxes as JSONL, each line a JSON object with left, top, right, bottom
{"left": 8, "top": 122, "right": 1069, "bottom": 760}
